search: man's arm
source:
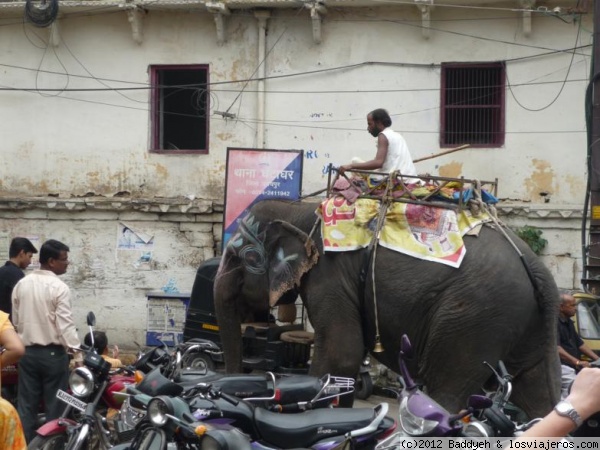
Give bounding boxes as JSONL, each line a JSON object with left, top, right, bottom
{"left": 558, "top": 345, "right": 580, "bottom": 367}
{"left": 517, "top": 368, "right": 600, "bottom": 439}
{"left": 10, "top": 285, "right": 20, "bottom": 330}
{"left": 54, "top": 286, "right": 83, "bottom": 362}
{"left": 340, "top": 134, "right": 388, "bottom": 172}
{"left": 579, "top": 342, "right": 599, "bottom": 362}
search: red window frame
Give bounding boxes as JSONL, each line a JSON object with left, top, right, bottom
{"left": 149, "top": 64, "right": 210, "bottom": 154}
{"left": 440, "top": 62, "right": 505, "bottom": 148}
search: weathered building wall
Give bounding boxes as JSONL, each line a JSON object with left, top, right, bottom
{"left": 0, "top": 2, "right": 591, "bottom": 345}
{"left": 0, "top": 197, "right": 223, "bottom": 347}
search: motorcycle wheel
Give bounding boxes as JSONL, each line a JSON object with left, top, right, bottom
{"left": 354, "top": 372, "right": 374, "bottom": 400}
{"left": 184, "top": 352, "right": 215, "bottom": 372}
{"left": 28, "top": 433, "right": 68, "bottom": 450}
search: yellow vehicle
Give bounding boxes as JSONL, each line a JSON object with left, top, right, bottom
{"left": 573, "top": 292, "right": 600, "bottom": 354}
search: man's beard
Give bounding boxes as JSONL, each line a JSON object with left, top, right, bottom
{"left": 369, "top": 128, "right": 379, "bottom": 137}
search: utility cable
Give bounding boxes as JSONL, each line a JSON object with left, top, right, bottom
{"left": 506, "top": 15, "right": 582, "bottom": 111}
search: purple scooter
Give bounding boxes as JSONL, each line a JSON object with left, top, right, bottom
{"left": 377, "top": 334, "right": 493, "bottom": 448}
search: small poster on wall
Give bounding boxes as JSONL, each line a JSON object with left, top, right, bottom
{"left": 116, "top": 223, "right": 155, "bottom": 251}
{"left": 223, "top": 148, "right": 304, "bottom": 249}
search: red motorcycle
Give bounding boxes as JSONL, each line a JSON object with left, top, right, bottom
{"left": 28, "top": 312, "right": 137, "bottom": 450}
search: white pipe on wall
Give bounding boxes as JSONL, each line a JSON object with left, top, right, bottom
{"left": 255, "top": 10, "right": 270, "bottom": 148}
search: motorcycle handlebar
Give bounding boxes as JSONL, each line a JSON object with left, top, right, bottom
{"left": 269, "top": 403, "right": 302, "bottom": 413}
{"left": 218, "top": 390, "right": 240, "bottom": 406}
{"left": 497, "top": 361, "right": 511, "bottom": 380}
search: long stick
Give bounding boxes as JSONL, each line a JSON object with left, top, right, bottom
{"left": 413, "top": 144, "right": 470, "bottom": 163}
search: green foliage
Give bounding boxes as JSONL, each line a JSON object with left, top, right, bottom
{"left": 514, "top": 225, "right": 548, "bottom": 256}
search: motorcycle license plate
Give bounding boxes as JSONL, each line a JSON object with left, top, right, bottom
{"left": 56, "top": 389, "right": 87, "bottom": 412}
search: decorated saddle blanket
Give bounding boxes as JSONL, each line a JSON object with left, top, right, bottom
{"left": 317, "top": 197, "right": 492, "bottom": 268}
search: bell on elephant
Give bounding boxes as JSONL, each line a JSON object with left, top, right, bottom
{"left": 373, "top": 335, "right": 384, "bottom": 353}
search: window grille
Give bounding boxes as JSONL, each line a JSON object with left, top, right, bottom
{"left": 440, "top": 62, "right": 505, "bottom": 147}
{"left": 150, "top": 65, "right": 209, "bottom": 153}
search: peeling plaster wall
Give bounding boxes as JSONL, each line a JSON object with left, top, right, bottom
{"left": 0, "top": 199, "right": 223, "bottom": 349}
{"left": 0, "top": 5, "right": 592, "bottom": 345}
{"left": 0, "top": 7, "right": 590, "bottom": 203}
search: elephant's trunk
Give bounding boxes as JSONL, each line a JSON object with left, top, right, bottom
{"left": 214, "top": 259, "right": 244, "bottom": 373}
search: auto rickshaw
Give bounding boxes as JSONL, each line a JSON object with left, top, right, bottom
{"left": 573, "top": 292, "right": 600, "bottom": 355}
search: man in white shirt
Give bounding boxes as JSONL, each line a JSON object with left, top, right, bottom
{"left": 340, "top": 108, "right": 418, "bottom": 181}
{"left": 12, "top": 239, "right": 81, "bottom": 443}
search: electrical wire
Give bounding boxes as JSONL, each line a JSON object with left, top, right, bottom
{"left": 33, "top": 25, "right": 70, "bottom": 97}
{"left": 0, "top": 41, "right": 590, "bottom": 94}
{"left": 506, "top": 14, "right": 583, "bottom": 111}
{"left": 221, "top": 5, "right": 305, "bottom": 117}
{"left": 59, "top": 33, "right": 147, "bottom": 104}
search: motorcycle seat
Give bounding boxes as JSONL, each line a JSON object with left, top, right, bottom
{"left": 253, "top": 405, "right": 375, "bottom": 448}
{"left": 276, "top": 375, "right": 321, "bottom": 404}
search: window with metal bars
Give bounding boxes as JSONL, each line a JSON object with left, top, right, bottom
{"left": 150, "top": 64, "right": 209, "bottom": 153}
{"left": 440, "top": 62, "right": 505, "bottom": 148}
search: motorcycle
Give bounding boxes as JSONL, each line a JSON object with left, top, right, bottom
{"left": 118, "top": 375, "right": 394, "bottom": 450}
{"left": 110, "top": 389, "right": 254, "bottom": 450}
{"left": 28, "top": 311, "right": 137, "bottom": 450}
{"left": 119, "top": 365, "right": 355, "bottom": 433}
{"left": 185, "top": 381, "right": 395, "bottom": 449}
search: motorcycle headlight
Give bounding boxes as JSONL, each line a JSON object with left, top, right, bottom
{"left": 147, "top": 397, "right": 173, "bottom": 427}
{"left": 398, "top": 396, "right": 439, "bottom": 436}
{"left": 462, "top": 420, "right": 492, "bottom": 438}
{"left": 69, "top": 367, "right": 95, "bottom": 397}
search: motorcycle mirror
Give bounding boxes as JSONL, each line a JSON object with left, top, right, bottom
{"left": 400, "top": 334, "right": 414, "bottom": 358}
{"left": 467, "top": 394, "right": 493, "bottom": 410}
{"left": 86, "top": 311, "right": 96, "bottom": 327}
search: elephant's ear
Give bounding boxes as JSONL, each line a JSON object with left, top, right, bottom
{"left": 264, "top": 220, "right": 319, "bottom": 307}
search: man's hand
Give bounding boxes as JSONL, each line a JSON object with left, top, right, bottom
{"left": 339, "top": 165, "right": 352, "bottom": 175}
{"left": 112, "top": 344, "right": 119, "bottom": 359}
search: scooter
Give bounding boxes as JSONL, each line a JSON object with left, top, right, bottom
{"left": 477, "top": 360, "right": 541, "bottom": 437}
{"left": 376, "top": 334, "right": 494, "bottom": 449}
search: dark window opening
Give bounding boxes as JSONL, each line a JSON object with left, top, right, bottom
{"left": 150, "top": 65, "right": 209, "bottom": 153}
{"left": 440, "top": 62, "right": 505, "bottom": 147}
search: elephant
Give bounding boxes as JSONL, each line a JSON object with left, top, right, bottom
{"left": 214, "top": 198, "right": 561, "bottom": 419}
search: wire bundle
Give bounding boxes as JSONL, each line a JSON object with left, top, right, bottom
{"left": 24, "top": 0, "right": 59, "bottom": 28}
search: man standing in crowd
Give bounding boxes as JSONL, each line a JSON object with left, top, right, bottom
{"left": 0, "top": 237, "right": 37, "bottom": 319}
{"left": 12, "top": 239, "right": 82, "bottom": 442}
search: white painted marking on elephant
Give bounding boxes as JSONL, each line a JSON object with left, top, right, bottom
{"left": 229, "top": 214, "right": 268, "bottom": 275}
{"left": 273, "top": 248, "right": 298, "bottom": 278}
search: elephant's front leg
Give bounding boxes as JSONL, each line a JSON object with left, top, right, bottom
{"left": 309, "top": 313, "right": 365, "bottom": 380}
